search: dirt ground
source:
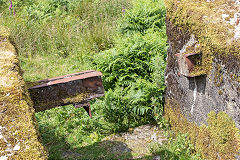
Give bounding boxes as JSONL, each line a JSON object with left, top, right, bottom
{"left": 102, "top": 125, "right": 168, "bottom": 159}
{"left": 62, "top": 125, "right": 168, "bottom": 160}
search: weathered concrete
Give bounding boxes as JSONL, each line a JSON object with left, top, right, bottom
{"left": 164, "top": 0, "right": 240, "bottom": 159}
{"left": 0, "top": 26, "right": 47, "bottom": 159}
{"left": 165, "top": 0, "right": 240, "bottom": 129}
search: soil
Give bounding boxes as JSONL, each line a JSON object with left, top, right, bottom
{"left": 62, "top": 124, "right": 168, "bottom": 160}
{"left": 102, "top": 124, "right": 168, "bottom": 159}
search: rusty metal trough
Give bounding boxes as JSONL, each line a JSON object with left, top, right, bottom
{"left": 28, "top": 70, "right": 104, "bottom": 117}
{"left": 175, "top": 52, "right": 202, "bottom": 77}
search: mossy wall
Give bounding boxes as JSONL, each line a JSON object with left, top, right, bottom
{"left": 165, "top": 99, "right": 240, "bottom": 160}
{"left": 164, "top": 0, "right": 240, "bottom": 159}
{"left": 0, "top": 26, "right": 47, "bottom": 159}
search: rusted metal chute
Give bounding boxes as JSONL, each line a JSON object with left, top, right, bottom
{"left": 175, "top": 52, "right": 202, "bottom": 77}
{"left": 28, "top": 70, "right": 104, "bottom": 117}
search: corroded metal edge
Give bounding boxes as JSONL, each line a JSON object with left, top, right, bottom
{"left": 30, "top": 70, "right": 102, "bottom": 89}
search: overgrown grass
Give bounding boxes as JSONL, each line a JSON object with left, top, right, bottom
{"left": 35, "top": 105, "right": 120, "bottom": 159}
{"left": 1, "top": 0, "right": 131, "bottom": 81}
{"left": 150, "top": 132, "right": 202, "bottom": 160}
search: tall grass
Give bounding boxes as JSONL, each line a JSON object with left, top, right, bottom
{"left": 0, "top": 0, "right": 131, "bottom": 81}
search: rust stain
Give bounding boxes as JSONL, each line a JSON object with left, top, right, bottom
{"left": 185, "top": 57, "right": 194, "bottom": 72}
{"left": 28, "top": 70, "right": 104, "bottom": 116}
{"left": 30, "top": 70, "right": 102, "bottom": 89}
{"left": 175, "top": 52, "right": 201, "bottom": 77}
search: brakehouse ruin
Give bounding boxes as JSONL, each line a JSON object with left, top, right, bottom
{"left": 1, "top": 0, "right": 240, "bottom": 159}
{"left": 164, "top": 0, "right": 240, "bottom": 159}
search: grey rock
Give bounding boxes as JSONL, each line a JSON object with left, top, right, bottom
{"left": 165, "top": 18, "right": 240, "bottom": 128}
{"left": 153, "top": 155, "right": 161, "bottom": 160}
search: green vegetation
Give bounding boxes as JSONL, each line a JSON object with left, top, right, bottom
{"left": 1, "top": 0, "right": 169, "bottom": 158}
{"left": 93, "top": 0, "right": 167, "bottom": 131}
{"left": 165, "top": 99, "right": 240, "bottom": 160}
{"left": 0, "top": 27, "right": 47, "bottom": 159}
{"left": 1, "top": 0, "right": 131, "bottom": 81}
{"left": 150, "top": 133, "right": 201, "bottom": 160}
{"left": 1, "top": 0, "right": 214, "bottom": 159}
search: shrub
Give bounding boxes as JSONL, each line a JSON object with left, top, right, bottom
{"left": 93, "top": 0, "right": 167, "bottom": 130}
{"left": 95, "top": 29, "right": 167, "bottom": 90}
{"left": 94, "top": 79, "right": 164, "bottom": 131}
{"left": 21, "top": 0, "right": 72, "bottom": 21}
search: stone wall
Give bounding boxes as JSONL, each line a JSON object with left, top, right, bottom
{"left": 0, "top": 26, "right": 47, "bottom": 159}
{"left": 164, "top": 0, "right": 240, "bottom": 159}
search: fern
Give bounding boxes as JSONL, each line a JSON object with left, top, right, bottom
{"left": 93, "top": 0, "right": 167, "bottom": 131}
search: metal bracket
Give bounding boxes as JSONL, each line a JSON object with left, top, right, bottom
{"left": 74, "top": 102, "right": 92, "bottom": 118}
{"left": 175, "top": 52, "right": 202, "bottom": 77}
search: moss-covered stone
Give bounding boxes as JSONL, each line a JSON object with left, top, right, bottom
{"left": 165, "top": 0, "right": 240, "bottom": 75}
{"left": 164, "top": 0, "right": 240, "bottom": 159}
{"left": 0, "top": 26, "right": 48, "bottom": 159}
{"left": 165, "top": 99, "right": 240, "bottom": 160}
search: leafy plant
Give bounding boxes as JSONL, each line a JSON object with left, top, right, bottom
{"left": 151, "top": 132, "right": 202, "bottom": 160}
{"left": 94, "top": 0, "right": 167, "bottom": 131}
{"left": 95, "top": 29, "right": 167, "bottom": 90}
{"left": 119, "top": 0, "right": 166, "bottom": 34}
{"left": 21, "top": 0, "right": 73, "bottom": 22}
{"left": 94, "top": 79, "right": 164, "bottom": 131}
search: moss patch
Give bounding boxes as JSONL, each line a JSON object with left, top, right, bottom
{"left": 165, "top": 99, "right": 240, "bottom": 160}
{"left": 0, "top": 26, "right": 47, "bottom": 159}
{"left": 165, "top": 0, "right": 240, "bottom": 75}
{"left": 33, "top": 92, "right": 89, "bottom": 112}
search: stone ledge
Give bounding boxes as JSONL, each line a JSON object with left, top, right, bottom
{"left": 0, "top": 26, "right": 47, "bottom": 159}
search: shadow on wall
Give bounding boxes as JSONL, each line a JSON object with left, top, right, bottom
{"left": 188, "top": 75, "right": 207, "bottom": 94}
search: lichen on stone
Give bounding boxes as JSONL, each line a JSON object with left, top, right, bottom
{"left": 165, "top": 99, "right": 240, "bottom": 160}
{"left": 165, "top": 0, "right": 240, "bottom": 75}
{"left": 164, "top": 0, "right": 240, "bottom": 158}
{"left": 0, "top": 26, "right": 48, "bottom": 159}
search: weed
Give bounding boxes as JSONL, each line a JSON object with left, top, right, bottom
{"left": 150, "top": 132, "right": 202, "bottom": 160}
{"left": 0, "top": 0, "right": 131, "bottom": 81}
